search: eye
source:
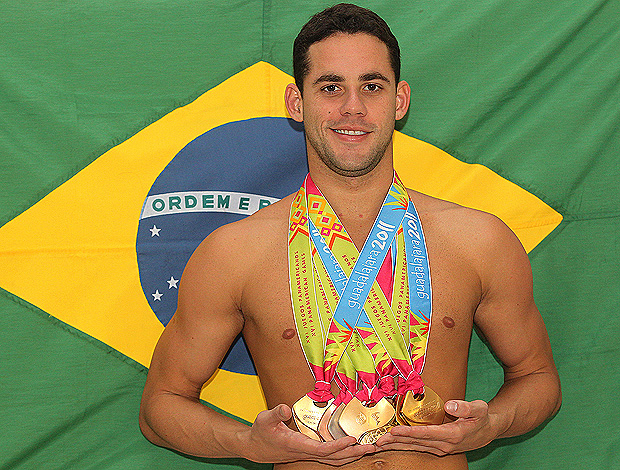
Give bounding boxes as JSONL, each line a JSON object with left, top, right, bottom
{"left": 363, "top": 83, "right": 382, "bottom": 92}
{"left": 321, "top": 84, "right": 341, "bottom": 94}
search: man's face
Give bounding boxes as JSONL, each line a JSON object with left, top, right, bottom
{"left": 290, "top": 33, "right": 409, "bottom": 178}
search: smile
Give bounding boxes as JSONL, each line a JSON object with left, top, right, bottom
{"left": 332, "top": 129, "right": 369, "bottom": 136}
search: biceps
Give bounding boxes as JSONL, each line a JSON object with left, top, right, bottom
{"left": 144, "top": 227, "right": 248, "bottom": 398}
{"left": 475, "top": 295, "right": 554, "bottom": 379}
{"left": 146, "top": 303, "right": 244, "bottom": 399}
{"left": 472, "top": 225, "right": 556, "bottom": 376}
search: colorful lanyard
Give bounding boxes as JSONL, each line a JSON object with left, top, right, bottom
{"left": 289, "top": 173, "right": 432, "bottom": 403}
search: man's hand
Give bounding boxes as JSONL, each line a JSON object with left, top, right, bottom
{"left": 374, "top": 400, "right": 502, "bottom": 456}
{"left": 241, "top": 404, "right": 377, "bottom": 465}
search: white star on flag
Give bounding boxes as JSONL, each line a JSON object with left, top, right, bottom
{"left": 152, "top": 290, "right": 163, "bottom": 301}
{"left": 150, "top": 225, "right": 161, "bottom": 237}
{"left": 167, "top": 276, "right": 179, "bottom": 289}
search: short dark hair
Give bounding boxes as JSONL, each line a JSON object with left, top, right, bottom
{"left": 293, "top": 3, "right": 400, "bottom": 94}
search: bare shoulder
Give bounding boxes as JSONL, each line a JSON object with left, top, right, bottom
{"left": 180, "top": 194, "right": 294, "bottom": 294}
{"left": 406, "top": 188, "right": 531, "bottom": 307}
{"left": 408, "top": 189, "right": 538, "bottom": 332}
{"left": 407, "top": 189, "right": 522, "bottom": 253}
{"left": 204, "top": 193, "right": 291, "bottom": 251}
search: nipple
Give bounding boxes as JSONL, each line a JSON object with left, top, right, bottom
{"left": 282, "top": 328, "right": 296, "bottom": 340}
{"left": 442, "top": 316, "right": 455, "bottom": 328}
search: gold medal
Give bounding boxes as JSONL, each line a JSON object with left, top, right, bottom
{"left": 293, "top": 413, "right": 322, "bottom": 441}
{"left": 358, "top": 418, "right": 397, "bottom": 444}
{"left": 338, "top": 397, "right": 396, "bottom": 442}
{"left": 292, "top": 395, "right": 333, "bottom": 440}
{"left": 327, "top": 402, "right": 348, "bottom": 439}
{"left": 317, "top": 402, "right": 337, "bottom": 441}
{"left": 395, "top": 407, "right": 411, "bottom": 426}
{"left": 396, "top": 386, "right": 445, "bottom": 425}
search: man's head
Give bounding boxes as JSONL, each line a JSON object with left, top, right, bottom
{"left": 285, "top": 4, "right": 409, "bottom": 179}
{"left": 293, "top": 3, "right": 400, "bottom": 95}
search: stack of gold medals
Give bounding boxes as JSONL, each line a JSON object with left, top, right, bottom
{"left": 288, "top": 174, "right": 444, "bottom": 444}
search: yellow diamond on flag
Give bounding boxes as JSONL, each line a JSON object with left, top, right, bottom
{"left": 0, "top": 62, "right": 562, "bottom": 423}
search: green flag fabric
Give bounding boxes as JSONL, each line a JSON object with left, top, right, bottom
{"left": 1, "top": 1, "right": 619, "bottom": 469}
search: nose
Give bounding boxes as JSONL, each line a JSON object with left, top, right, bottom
{"left": 339, "top": 89, "right": 367, "bottom": 116}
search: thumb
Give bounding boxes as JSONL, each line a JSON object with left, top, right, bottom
{"left": 254, "top": 404, "right": 291, "bottom": 430}
{"left": 261, "top": 404, "right": 292, "bottom": 424}
{"left": 445, "top": 399, "right": 488, "bottom": 418}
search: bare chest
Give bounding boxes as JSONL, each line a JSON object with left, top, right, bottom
{"left": 239, "top": 233, "right": 481, "bottom": 407}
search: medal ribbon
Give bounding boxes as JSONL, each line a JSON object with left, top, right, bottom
{"left": 307, "top": 215, "right": 398, "bottom": 402}
{"left": 312, "top": 253, "right": 373, "bottom": 401}
{"left": 289, "top": 174, "right": 432, "bottom": 402}
{"left": 403, "top": 208, "right": 432, "bottom": 375}
{"left": 306, "top": 175, "right": 425, "bottom": 395}
{"left": 305, "top": 176, "right": 405, "bottom": 397}
{"left": 289, "top": 186, "right": 375, "bottom": 401}
{"left": 289, "top": 186, "right": 328, "bottom": 387}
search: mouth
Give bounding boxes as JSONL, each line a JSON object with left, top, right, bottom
{"left": 331, "top": 128, "right": 370, "bottom": 136}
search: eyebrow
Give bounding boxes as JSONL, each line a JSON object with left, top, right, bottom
{"left": 312, "top": 71, "right": 391, "bottom": 86}
{"left": 359, "top": 72, "right": 390, "bottom": 83}
{"left": 313, "top": 73, "right": 345, "bottom": 85}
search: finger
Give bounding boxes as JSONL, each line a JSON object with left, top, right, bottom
{"left": 385, "top": 424, "right": 450, "bottom": 439}
{"left": 260, "top": 426, "right": 362, "bottom": 463}
{"left": 312, "top": 442, "right": 376, "bottom": 462}
{"left": 295, "top": 435, "right": 374, "bottom": 457}
{"left": 375, "top": 429, "right": 455, "bottom": 456}
{"left": 297, "top": 435, "right": 360, "bottom": 456}
{"left": 377, "top": 433, "right": 449, "bottom": 448}
{"left": 445, "top": 399, "right": 488, "bottom": 418}
{"left": 275, "top": 403, "right": 293, "bottom": 422}
{"left": 374, "top": 441, "right": 449, "bottom": 456}
{"left": 255, "top": 404, "right": 292, "bottom": 427}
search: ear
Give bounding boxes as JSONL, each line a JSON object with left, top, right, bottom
{"left": 285, "top": 83, "right": 304, "bottom": 122}
{"left": 395, "top": 80, "right": 411, "bottom": 121}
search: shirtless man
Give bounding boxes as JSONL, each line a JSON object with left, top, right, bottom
{"left": 139, "top": 4, "right": 561, "bottom": 469}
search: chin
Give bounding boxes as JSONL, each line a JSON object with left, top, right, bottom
{"left": 310, "top": 138, "right": 388, "bottom": 178}
{"left": 326, "top": 160, "right": 382, "bottom": 178}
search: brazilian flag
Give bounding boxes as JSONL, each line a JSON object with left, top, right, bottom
{"left": 1, "top": 1, "right": 618, "bottom": 469}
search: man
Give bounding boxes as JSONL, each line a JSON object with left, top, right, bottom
{"left": 139, "top": 4, "right": 561, "bottom": 469}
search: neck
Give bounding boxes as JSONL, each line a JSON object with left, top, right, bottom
{"left": 308, "top": 160, "right": 394, "bottom": 250}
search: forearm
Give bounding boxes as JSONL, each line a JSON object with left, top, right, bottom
{"left": 487, "top": 368, "right": 561, "bottom": 439}
{"left": 140, "top": 394, "right": 372, "bottom": 465}
{"left": 139, "top": 392, "right": 252, "bottom": 459}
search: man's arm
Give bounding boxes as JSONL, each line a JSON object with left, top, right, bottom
{"left": 139, "top": 224, "right": 375, "bottom": 464}
{"left": 375, "top": 213, "right": 561, "bottom": 455}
